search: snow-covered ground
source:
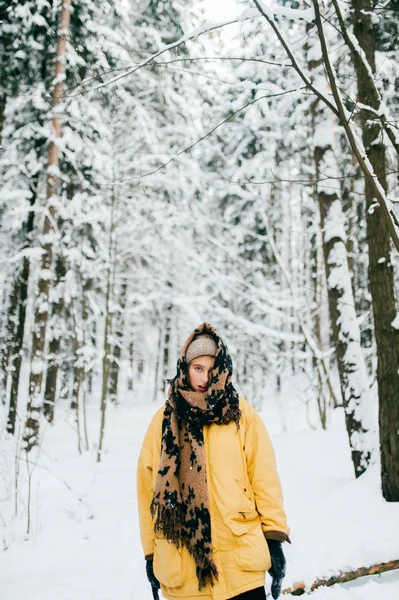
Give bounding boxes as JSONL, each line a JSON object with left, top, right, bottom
{"left": 1, "top": 383, "right": 399, "bottom": 600}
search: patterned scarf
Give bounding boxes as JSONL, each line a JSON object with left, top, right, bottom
{"left": 150, "top": 323, "right": 241, "bottom": 590}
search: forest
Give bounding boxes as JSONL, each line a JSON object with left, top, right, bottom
{"left": 1, "top": 1, "right": 399, "bottom": 599}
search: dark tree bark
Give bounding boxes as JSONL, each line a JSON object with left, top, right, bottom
{"left": 43, "top": 255, "right": 67, "bottom": 422}
{"left": 43, "top": 336, "right": 61, "bottom": 423}
{"left": 7, "top": 188, "right": 36, "bottom": 434}
{"left": 351, "top": 0, "right": 399, "bottom": 500}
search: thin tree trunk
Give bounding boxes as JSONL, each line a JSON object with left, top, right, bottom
{"left": 309, "top": 161, "right": 329, "bottom": 427}
{"left": 4, "top": 278, "right": 18, "bottom": 406}
{"left": 127, "top": 341, "right": 134, "bottom": 391}
{"left": 108, "top": 282, "right": 127, "bottom": 404}
{"left": 260, "top": 209, "right": 339, "bottom": 411}
{"left": 23, "top": 0, "right": 72, "bottom": 452}
{"left": 82, "top": 383, "right": 89, "bottom": 451}
{"left": 72, "top": 363, "right": 83, "bottom": 454}
{"left": 97, "top": 290, "right": 112, "bottom": 462}
{"left": 345, "top": 155, "right": 358, "bottom": 279}
{"left": 97, "top": 185, "right": 117, "bottom": 462}
{"left": 351, "top": 0, "right": 399, "bottom": 500}
{"left": 162, "top": 303, "right": 172, "bottom": 392}
{"left": 43, "top": 255, "right": 66, "bottom": 422}
{"left": 152, "top": 324, "right": 163, "bottom": 402}
{"left": 7, "top": 188, "right": 36, "bottom": 433}
{"left": 0, "top": 99, "right": 5, "bottom": 146}
{"left": 43, "top": 336, "right": 60, "bottom": 422}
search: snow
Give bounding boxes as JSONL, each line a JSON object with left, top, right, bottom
{"left": 30, "top": 359, "right": 44, "bottom": 375}
{"left": 1, "top": 382, "right": 399, "bottom": 600}
{"left": 323, "top": 201, "right": 346, "bottom": 245}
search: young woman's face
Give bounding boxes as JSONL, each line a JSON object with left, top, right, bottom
{"left": 188, "top": 355, "right": 215, "bottom": 393}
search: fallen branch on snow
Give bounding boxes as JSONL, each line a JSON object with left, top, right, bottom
{"left": 282, "top": 560, "right": 399, "bottom": 595}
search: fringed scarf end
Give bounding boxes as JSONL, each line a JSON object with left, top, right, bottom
{"left": 197, "top": 560, "right": 219, "bottom": 590}
{"left": 150, "top": 501, "right": 184, "bottom": 547}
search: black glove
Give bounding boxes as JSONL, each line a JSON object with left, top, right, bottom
{"left": 267, "top": 540, "right": 286, "bottom": 599}
{"left": 145, "top": 558, "right": 160, "bottom": 599}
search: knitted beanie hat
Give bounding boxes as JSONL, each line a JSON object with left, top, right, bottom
{"left": 185, "top": 334, "right": 217, "bottom": 365}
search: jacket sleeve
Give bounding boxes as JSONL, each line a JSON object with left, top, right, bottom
{"left": 244, "top": 404, "right": 291, "bottom": 543}
{"left": 137, "top": 410, "right": 162, "bottom": 558}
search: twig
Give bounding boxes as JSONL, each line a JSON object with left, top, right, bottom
{"left": 252, "top": 0, "right": 339, "bottom": 117}
{"left": 6, "top": 450, "right": 95, "bottom": 518}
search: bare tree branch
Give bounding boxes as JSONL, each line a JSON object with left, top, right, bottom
{"left": 68, "top": 17, "right": 260, "bottom": 99}
{"left": 104, "top": 87, "right": 305, "bottom": 185}
{"left": 252, "top": 0, "right": 339, "bottom": 117}
{"left": 154, "top": 55, "right": 294, "bottom": 68}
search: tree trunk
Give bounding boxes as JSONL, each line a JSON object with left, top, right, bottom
{"left": 3, "top": 278, "right": 19, "bottom": 402}
{"left": 108, "top": 282, "right": 127, "bottom": 404}
{"left": 23, "top": 0, "right": 72, "bottom": 452}
{"left": 127, "top": 341, "right": 134, "bottom": 391}
{"left": 7, "top": 189, "right": 36, "bottom": 433}
{"left": 43, "top": 255, "right": 66, "bottom": 422}
{"left": 97, "top": 185, "right": 117, "bottom": 462}
{"left": 97, "top": 282, "right": 112, "bottom": 462}
{"left": 352, "top": 0, "right": 399, "bottom": 499}
{"left": 308, "top": 28, "right": 374, "bottom": 475}
{"left": 152, "top": 323, "right": 163, "bottom": 402}
{"left": 317, "top": 184, "right": 374, "bottom": 475}
{"left": 43, "top": 336, "right": 60, "bottom": 423}
{"left": 72, "top": 362, "right": 83, "bottom": 454}
{"left": 0, "top": 99, "right": 5, "bottom": 147}
{"left": 162, "top": 303, "right": 172, "bottom": 391}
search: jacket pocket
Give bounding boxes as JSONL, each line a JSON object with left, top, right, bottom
{"left": 226, "top": 510, "right": 271, "bottom": 572}
{"left": 153, "top": 538, "right": 185, "bottom": 588}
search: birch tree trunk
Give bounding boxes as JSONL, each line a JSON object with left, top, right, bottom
{"left": 308, "top": 30, "right": 374, "bottom": 475}
{"left": 351, "top": 0, "right": 399, "bottom": 499}
{"left": 23, "top": 0, "right": 72, "bottom": 452}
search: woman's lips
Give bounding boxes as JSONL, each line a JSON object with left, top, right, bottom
{"left": 198, "top": 386, "right": 208, "bottom": 392}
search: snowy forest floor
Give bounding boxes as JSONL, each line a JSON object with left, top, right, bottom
{"left": 1, "top": 380, "right": 399, "bottom": 600}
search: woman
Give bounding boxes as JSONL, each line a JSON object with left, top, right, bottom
{"left": 137, "top": 323, "right": 290, "bottom": 600}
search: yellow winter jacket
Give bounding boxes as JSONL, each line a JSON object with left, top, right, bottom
{"left": 137, "top": 398, "right": 290, "bottom": 600}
